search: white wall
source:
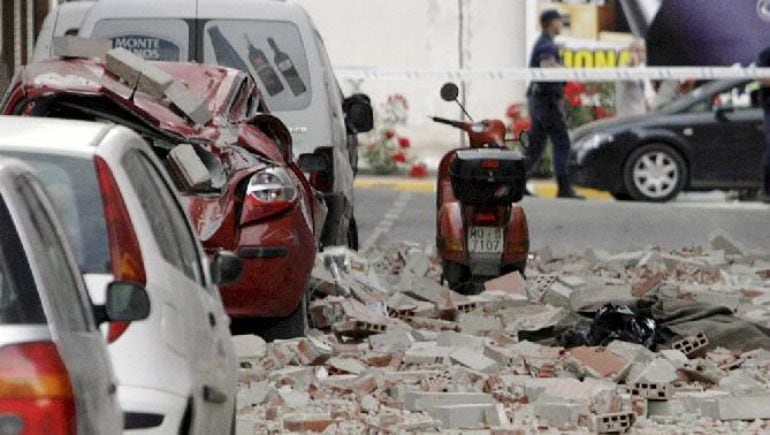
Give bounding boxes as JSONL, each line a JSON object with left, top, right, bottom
{"left": 295, "top": 0, "right": 530, "bottom": 168}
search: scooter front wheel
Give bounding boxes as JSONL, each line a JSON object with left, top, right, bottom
{"left": 442, "top": 260, "right": 471, "bottom": 293}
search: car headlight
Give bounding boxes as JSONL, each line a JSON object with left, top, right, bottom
{"left": 576, "top": 133, "right": 614, "bottom": 163}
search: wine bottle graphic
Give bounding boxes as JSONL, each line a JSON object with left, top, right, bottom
{"left": 244, "top": 35, "right": 285, "bottom": 97}
{"left": 207, "top": 26, "right": 250, "bottom": 72}
{"left": 268, "top": 37, "right": 307, "bottom": 96}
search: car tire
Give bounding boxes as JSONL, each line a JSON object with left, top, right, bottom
{"left": 258, "top": 292, "right": 308, "bottom": 341}
{"left": 623, "top": 143, "right": 687, "bottom": 202}
{"left": 347, "top": 217, "right": 359, "bottom": 251}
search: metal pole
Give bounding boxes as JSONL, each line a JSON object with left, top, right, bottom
{"left": 458, "top": 0, "right": 467, "bottom": 146}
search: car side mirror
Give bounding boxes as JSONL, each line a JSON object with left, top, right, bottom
{"left": 440, "top": 83, "right": 460, "bottom": 102}
{"left": 95, "top": 282, "right": 151, "bottom": 325}
{"left": 211, "top": 251, "right": 243, "bottom": 286}
{"left": 715, "top": 106, "right": 735, "bottom": 121}
{"left": 298, "top": 153, "right": 330, "bottom": 173}
{"left": 343, "top": 94, "right": 374, "bottom": 133}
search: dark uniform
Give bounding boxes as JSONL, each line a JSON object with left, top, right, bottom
{"left": 760, "top": 47, "right": 770, "bottom": 196}
{"left": 526, "top": 32, "right": 575, "bottom": 195}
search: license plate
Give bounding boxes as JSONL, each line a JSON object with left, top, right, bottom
{"left": 468, "top": 227, "right": 504, "bottom": 254}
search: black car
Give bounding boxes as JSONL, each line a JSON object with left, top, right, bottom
{"left": 570, "top": 80, "right": 765, "bottom": 202}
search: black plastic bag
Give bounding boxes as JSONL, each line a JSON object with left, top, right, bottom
{"left": 561, "top": 304, "right": 660, "bottom": 349}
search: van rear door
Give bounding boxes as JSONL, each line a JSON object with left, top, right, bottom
{"left": 78, "top": 0, "right": 195, "bottom": 61}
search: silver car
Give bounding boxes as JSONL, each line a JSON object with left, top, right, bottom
{"left": 0, "top": 116, "right": 239, "bottom": 434}
{"left": 0, "top": 158, "right": 151, "bottom": 435}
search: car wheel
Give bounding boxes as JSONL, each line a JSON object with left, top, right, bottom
{"left": 623, "top": 144, "right": 687, "bottom": 202}
{"left": 258, "top": 292, "right": 308, "bottom": 341}
{"left": 347, "top": 217, "right": 359, "bottom": 251}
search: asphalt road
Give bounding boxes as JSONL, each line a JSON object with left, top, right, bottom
{"left": 354, "top": 187, "right": 770, "bottom": 255}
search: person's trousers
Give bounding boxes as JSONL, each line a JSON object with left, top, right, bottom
{"left": 526, "top": 97, "right": 573, "bottom": 193}
{"left": 764, "top": 110, "right": 770, "bottom": 195}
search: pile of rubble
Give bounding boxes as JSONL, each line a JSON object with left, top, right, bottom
{"left": 235, "top": 232, "right": 770, "bottom": 434}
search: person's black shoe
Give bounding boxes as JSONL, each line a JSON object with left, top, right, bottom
{"left": 557, "top": 190, "right": 585, "bottom": 200}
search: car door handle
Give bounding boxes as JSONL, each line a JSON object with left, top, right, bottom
{"left": 203, "top": 385, "right": 228, "bottom": 404}
{"left": 108, "top": 383, "right": 117, "bottom": 395}
{"left": 208, "top": 312, "right": 217, "bottom": 328}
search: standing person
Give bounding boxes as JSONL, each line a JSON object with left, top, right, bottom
{"left": 615, "top": 39, "right": 651, "bottom": 117}
{"left": 526, "top": 9, "right": 583, "bottom": 199}
{"left": 760, "top": 46, "right": 770, "bottom": 203}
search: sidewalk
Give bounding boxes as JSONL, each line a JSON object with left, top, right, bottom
{"left": 354, "top": 175, "right": 612, "bottom": 200}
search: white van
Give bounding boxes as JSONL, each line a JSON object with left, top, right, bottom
{"left": 34, "top": 0, "right": 373, "bottom": 248}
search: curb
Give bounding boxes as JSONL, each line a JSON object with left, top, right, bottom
{"left": 354, "top": 176, "right": 612, "bottom": 200}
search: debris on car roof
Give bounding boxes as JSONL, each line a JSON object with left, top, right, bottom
{"left": 105, "top": 48, "right": 213, "bottom": 125}
{"left": 52, "top": 36, "right": 112, "bottom": 59}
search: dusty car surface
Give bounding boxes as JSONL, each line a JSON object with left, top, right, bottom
{"left": 2, "top": 49, "right": 327, "bottom": 338}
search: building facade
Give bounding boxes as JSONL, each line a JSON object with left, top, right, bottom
{"left": 1, "top": 0, "right": 53, "bottom": 90}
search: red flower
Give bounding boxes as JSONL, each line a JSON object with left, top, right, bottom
{"left": 392, "top": 152, "right": 407, "bottom": 163}
{"left": 506, "top": 103, "right": 524, "bottom": 120}
{"left": 513, "top": 118, "right": 531, "bottom": 136}
{"left": 388, "top": 94, "right": 410, "bottom": 110}
{"left": 410, "top": 162, "right": 429, "bottom": 178}
{"left": 385, "top": 129, "right": 396, "bottom": 140}
{"left": 398, "top": 137, "right": 411, "bottom": 149}
{"left": 564, "top": 81, "right": 585, "bottom": 107}
{"left": 595, "top": 106, "right": 610, "bottom": 119}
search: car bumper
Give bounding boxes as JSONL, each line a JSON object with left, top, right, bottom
{"left": 221, "top": 207, "right": 316, "bottom": 318}
{"left": 119, "top": 386, "right": 188, "bottom": 433}
{"left": 569, "top": 150, "right": 621, "bottom": 192}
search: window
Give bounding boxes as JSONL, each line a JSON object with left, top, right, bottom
{"left": 0, "top": 152, "right": 110, "bottom": 274}
{"left": 202, "top": 20, "right": 312, "bottom": 111}
{"left": 0, "top": 196, "right": 45, "bottom": 325}
{"left": 711, "top": 82, "right": 759, "bottom": 110}
{"left": 687, "top": 82, "right": 759, "bottom": 113}
{"left": 16, "top": 177, "right": 90, "bottom": 331}
{"left": 91, "top": 19, "right": 190, "bottom": 61}
{"left": 122, "top": 150, "right": 204, "bottom": 285}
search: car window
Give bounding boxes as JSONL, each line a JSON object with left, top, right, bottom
{"left": 91, "top": 19, "right": 190, "bottom": 61}
{"left": 712, "top": 82, "right": 757, "bottom": 110}
{"left": 0, "top": 196, "right": 46, "bottom": 325}
{"left": 687, "top": 82, "right": 759, "bottom": 113}
{"left": 0, "top": 152, "right": 110, "bottom": 274}
{"left": 15, "top": 176, "right": 90, "bottom": 331}
{"left": 202, "top": 20, "right": 312, "bottom": 112}
{"left": 122, "top": 150, "right": 204, "bottom": 286}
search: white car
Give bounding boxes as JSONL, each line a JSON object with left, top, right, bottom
{"left": 0, "top": 116, "right": 239, "bottom": 434}
{"left": 34, "top": 0, "right": 374, "bottom": 249}
{"left": 0, "top": 157, "right": 147, "bottom": 435}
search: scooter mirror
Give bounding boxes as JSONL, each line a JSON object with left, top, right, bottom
{"left": 440, "top": 83, "right": 460, "bottom": 102}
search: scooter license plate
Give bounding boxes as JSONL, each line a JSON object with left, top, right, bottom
{"left": 468, "top": 227, "right": 504, "bottom": 254}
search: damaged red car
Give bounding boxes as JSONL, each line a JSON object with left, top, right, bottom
{"left": 2, "top": 47, "right": 327, "bottom": 338}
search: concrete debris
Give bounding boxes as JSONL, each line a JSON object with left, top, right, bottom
{"left": 672, "top": 332, "right": 709, "bottom": 357}
{"left": 235, "top": 241, "right": 770, "bottom": 433}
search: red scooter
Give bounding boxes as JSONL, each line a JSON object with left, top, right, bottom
{"left": 433, "top": 83, "right": 530, "bottom": 293}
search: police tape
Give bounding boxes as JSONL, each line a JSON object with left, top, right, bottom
{"left": 334, "top": 66, "right": 770, "bottom": 82}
